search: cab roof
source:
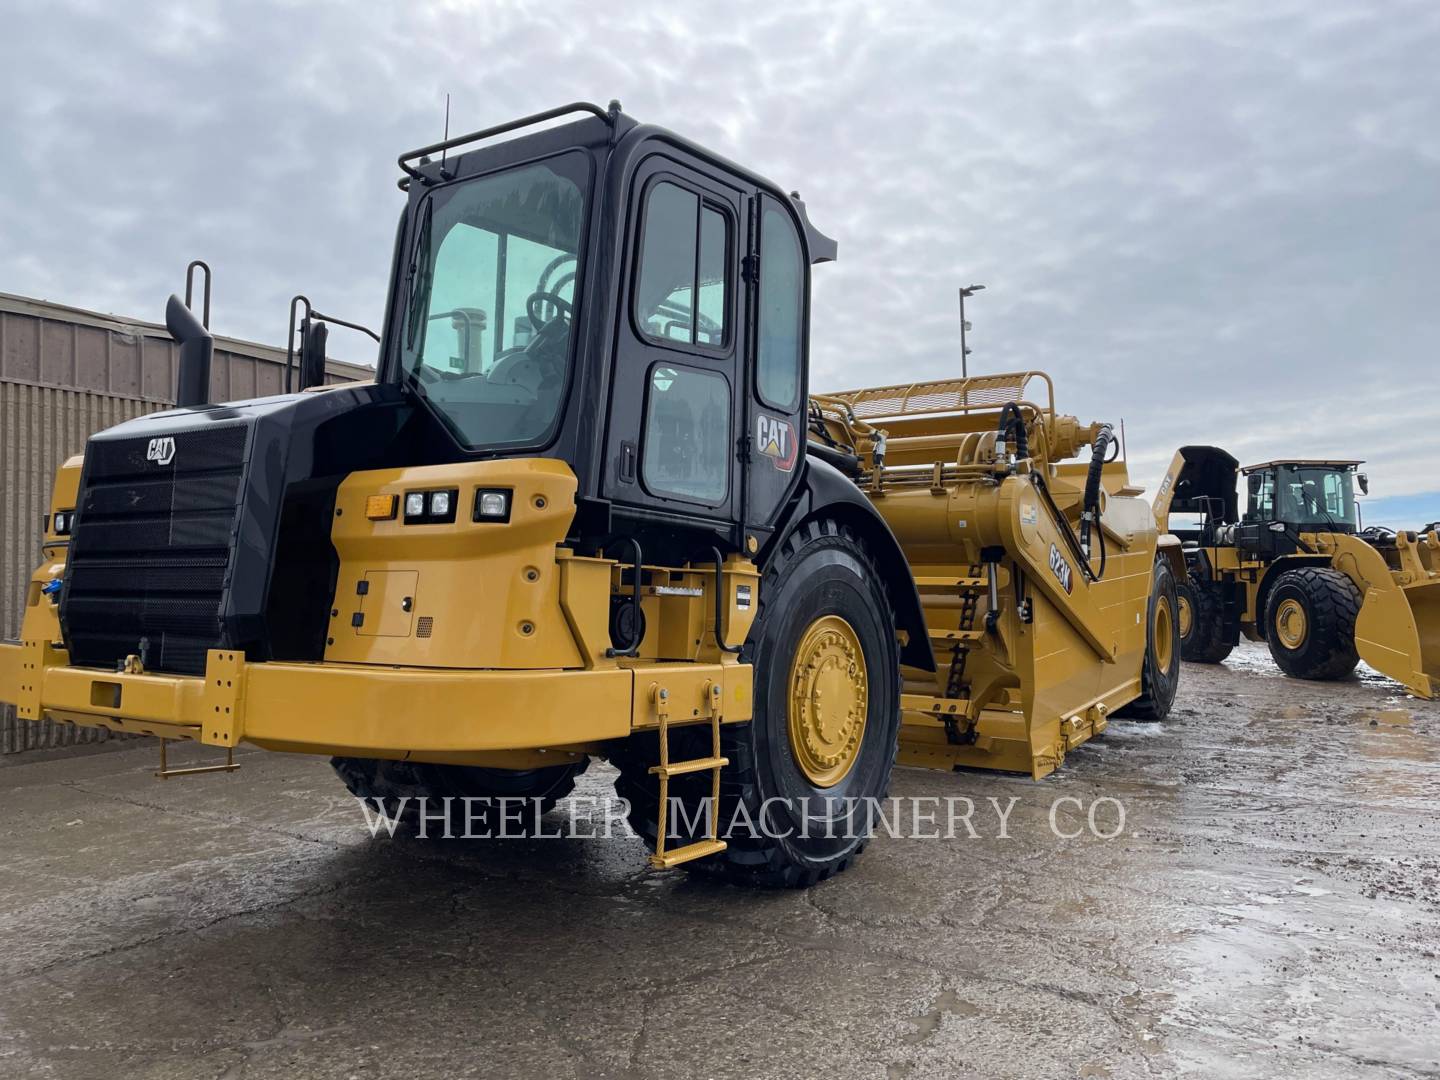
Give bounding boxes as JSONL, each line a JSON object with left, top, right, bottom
{"left": 1241, "top": 459, "right": 1363, "bottom": 474}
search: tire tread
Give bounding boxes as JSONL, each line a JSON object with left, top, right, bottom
{"left": 1265, "top": 566, "right": 1361, "bottom": 681}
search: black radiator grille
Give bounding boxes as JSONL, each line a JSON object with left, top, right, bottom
{"left": 63, "top": 423, "right": 252, "bottom": 675}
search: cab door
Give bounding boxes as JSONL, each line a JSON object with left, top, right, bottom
{"left": 603, "top": 155, "right": 746, "bottom": 531}
{"left": 741, "top": 193, "right": 810, "bottom": 540}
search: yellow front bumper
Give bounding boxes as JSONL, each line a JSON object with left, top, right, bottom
{"left": 0, "top": 640, "right": 752, "bottom": 764}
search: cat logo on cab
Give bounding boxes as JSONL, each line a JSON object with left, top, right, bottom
{"left": 756, "top": 414, "right": 797, "bottom": 472}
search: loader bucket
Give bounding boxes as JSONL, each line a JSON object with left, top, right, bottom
{"left": 1355, "top": 577, "right": 1439, "bottom": 699}
{"left": 1335, "top": 527, "right": 1440, "bottom": 700}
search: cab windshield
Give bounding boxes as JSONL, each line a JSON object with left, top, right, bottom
{"left": 1249, "top": 466, "right": 1358, "bottom": 530}
{"left": 401, "top": 152, "right": 589, "bottom": 450}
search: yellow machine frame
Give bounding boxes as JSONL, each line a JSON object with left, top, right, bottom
{"left": 812, "top": 371, "right": 1181, "bottom": 777}
{"left": 2, "top": 371, "right": 1175, "bottom": 807}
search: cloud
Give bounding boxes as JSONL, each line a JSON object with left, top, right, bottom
{"left": 2, "top": 0, "right": 1437, "bottom": 509}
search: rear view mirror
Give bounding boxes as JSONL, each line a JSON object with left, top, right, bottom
{"left": 1357, "top": 472, "right": 1369, "bottom": 495}
{"left": 299, "top": 320, "right": 329, "bottom": 391}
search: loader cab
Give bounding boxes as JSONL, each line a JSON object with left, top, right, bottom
{"left": 384, "top": 103, "right": 836, "bottom": 564}
{"left": 1242, "top": 461, "right": 1362, "bottom": 534}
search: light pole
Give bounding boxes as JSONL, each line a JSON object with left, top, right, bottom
{"left": 958, "top": 284, "right": 985, "bottom": 378}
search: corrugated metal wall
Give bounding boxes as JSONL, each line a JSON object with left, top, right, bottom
{"left": 0, "top": 292, "right": 372, "bottom": 753}
{"left": 1, "top": 386, "right": 153, "bottom": 752}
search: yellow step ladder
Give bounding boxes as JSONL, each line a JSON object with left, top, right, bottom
{"left": 922, "top": 564, "right": 988, "bottom": 744}
{"left": 648, "top": 681, "right": 730, "bottom": 869}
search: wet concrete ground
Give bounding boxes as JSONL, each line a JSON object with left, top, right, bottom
{"left": 1, "top": 641, "right": 1437, "bottom": 1079}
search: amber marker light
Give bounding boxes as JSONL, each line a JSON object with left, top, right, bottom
{"left": 365, "top": 494, "right": 398, "bottom": 521}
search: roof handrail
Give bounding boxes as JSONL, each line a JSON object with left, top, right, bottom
{"left": 397, "top": 101, "right": 619, "bottom": 184}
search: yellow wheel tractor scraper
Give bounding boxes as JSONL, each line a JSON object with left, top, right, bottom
{"left": 1156, "top": 446, "right": 1439, "bottom": 698}
{"left": 0, "top": 102, "right": 1180, "bottom": 886}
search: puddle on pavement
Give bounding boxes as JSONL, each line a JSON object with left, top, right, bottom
{"left": 1359, "top": 708, "right": 1412, "bottom": 728}
{"left": 900, "top": 988, "right": 980, "bottom": 1045}
{"left": 1210, "top": 643, "right": 1411, "bottom": 698}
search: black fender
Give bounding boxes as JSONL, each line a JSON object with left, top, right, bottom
{"left": 764, "top": 457, "right": 935, "bottom": 672}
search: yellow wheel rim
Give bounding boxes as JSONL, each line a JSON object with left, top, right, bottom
{"left": 1275, "top": 597, "right": 1308, "bottom": 650}
{"left": 1154, "top": 594, "right": 1175, "bottom": 671}
{"left": 787, "top": 615, "right": 868, "bottom": 788}
{"left": 1177, "top": 592, "right": 1193, "bottom": 639}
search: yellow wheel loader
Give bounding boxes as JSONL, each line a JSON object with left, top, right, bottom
{"left": 1156, "top": 446, "right": 1438, "bottom": 698}
{"left": 0, "top": 102, "right": 1179, "bottom": 886}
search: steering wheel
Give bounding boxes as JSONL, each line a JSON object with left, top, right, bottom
{"left": 527, "top": 290, "right": 572, "bottom": 332}
{"left": 490, "top": 305, "right": 570, "bottom": 390}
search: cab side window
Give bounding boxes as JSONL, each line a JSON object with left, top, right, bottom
{"left": 756, "top": 200, "right": 804, "bottom": 410}
{"left": 1322, "top": 472, "right": 1345, "bottom": 516}
{"left": 1247, "top": 473, "right": 1276, "bottom": 520}
{"left": 642, "top": 364, "right": 730, "bottom": 503}
{"left": 635, "top": 181, "right": 730, "bottom": 348}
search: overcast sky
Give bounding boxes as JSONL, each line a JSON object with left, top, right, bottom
{"left": 3, "top": 1, "right": 1437, "bottom": 520}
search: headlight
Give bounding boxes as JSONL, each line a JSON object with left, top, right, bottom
{"left": 473, "top": 489, "right": 512, "bottom": 522}
{"left": 403, "top": 489, "right": 458, "bottom": 524}
{"left": 51, "top": 510, "right": 75, "bottom": 536}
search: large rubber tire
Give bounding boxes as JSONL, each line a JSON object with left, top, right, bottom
{"left": 1264, "top": 567, "right": 1362, "bottom": 681}
{"left": 331, "top": 756, "right": 588, "bottom": 836}
{"left": 611, "top": 519, "right": 903, "bottom": 888}
{"left": 1178, "top": 577, "right": 1234, "bottom": 663}
{"left": 1116, "top": 555, "right": 1181, "bottom": 720}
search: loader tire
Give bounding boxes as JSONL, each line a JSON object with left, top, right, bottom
{"left": 1178, "top": 578, "right": 1234, "bottom": 663}
{"left": 331, "top": 756, "right": 588, "bottom": 836}
{"left": 1264, "top": 567, "right": 1361, "bottom": 681}
{"left": 611, "top": 519, "right": 902, "bottom": 887}
{"left": 1116, "top": 555, "right": 1181, "bottom": 720}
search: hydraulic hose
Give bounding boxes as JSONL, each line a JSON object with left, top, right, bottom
{"left": 995, "top": 403, "right": 1029, "bottom": 462}
{"left": 1079, "top": 424, "right": 1115, "bottom": 579}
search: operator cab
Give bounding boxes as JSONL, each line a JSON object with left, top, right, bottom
{"left": 1234, "top": 459, "right": 1365, "bottom": 558}
{"left": 1242, "top": 460, "right": 1365, "bottom": 532}
{"left": 385, "top": 101, "right": 838, "bottom": 564}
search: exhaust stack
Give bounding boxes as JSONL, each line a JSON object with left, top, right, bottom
{"left": 166, "top": 293, "right": 213, "bottom": 408}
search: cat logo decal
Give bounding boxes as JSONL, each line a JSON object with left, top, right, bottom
{"left": 756, "top": 414, "right": 797, "bottom": 472}
{"left": 146, "top": 437, "right": 176, "bottom": 466}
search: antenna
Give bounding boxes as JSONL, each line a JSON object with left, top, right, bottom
{"left": 440, "top": 93, "right": 451, "bottom": 177}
